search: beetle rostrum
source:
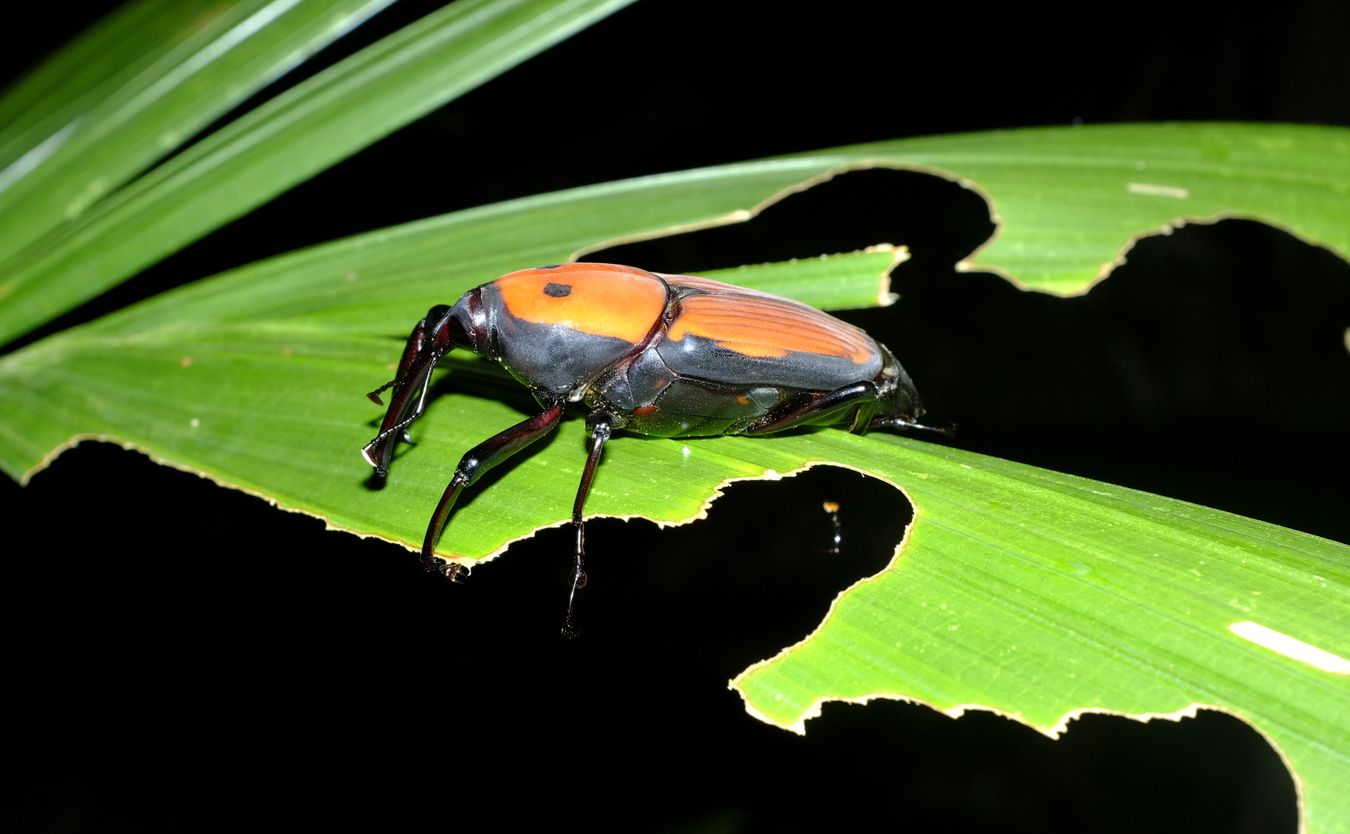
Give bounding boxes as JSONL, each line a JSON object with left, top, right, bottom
{"left": 362, "top": 263, "right": 939, "bottom": 637}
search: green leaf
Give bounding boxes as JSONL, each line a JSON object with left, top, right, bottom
{"left": 835, "top": 122, "right": 1350, "bottom": 293}
{"left": 730, "top": 433, "right": 1349, "bottom": 834}
{"left": 0, "top": 0, "right": 395, "bottom": 272}
{"left": 2, "top": 122, "right": 1348, "bottom": 832}
{"left": 0, "top": 0, "right": 635, "bottom": 346}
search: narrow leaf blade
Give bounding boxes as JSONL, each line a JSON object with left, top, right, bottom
{"left": 0, "top": 0, "right": 394, "bottom": 266}
{"left": 0, "top": 0, "right": 635, "bottom": 345}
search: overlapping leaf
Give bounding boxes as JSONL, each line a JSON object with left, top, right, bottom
{"left": 0, "top": 0, "right": 396, "bottom": 269}
{"left": 0, "top": 0, "right": 636, "bottom": 345}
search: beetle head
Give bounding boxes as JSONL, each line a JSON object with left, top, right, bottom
{"left": 869, "top": 347, "right": 936, "bottom": 432}
{"left": 872, "top": 360, "right": 956, "bottom": 436}
{"left": 361, "top": 296, "right": 481, "bottom": 477}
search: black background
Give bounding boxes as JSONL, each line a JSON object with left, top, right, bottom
{"left": 4, "top": 2, "right": 1348, "bottom": 831}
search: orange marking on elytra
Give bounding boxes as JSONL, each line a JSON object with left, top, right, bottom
{"left": 497, "top": 264, "right": 667, "bottom": 344}
{"left": 667, "top": 292, "right": 875, "bottom": 363}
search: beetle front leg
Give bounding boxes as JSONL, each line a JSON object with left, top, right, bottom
{"left": 422, "top": 401, "right": 566, "bottom": 579}
{"left": 363, "top": 305, "right": 453, "bottom": 477}
{"left": 561, "top": 411, "right": 613, "bottom": 639}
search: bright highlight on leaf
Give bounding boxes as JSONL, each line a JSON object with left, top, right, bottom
{"left": 1230, "top": 621, "right": 1350, "bottom": 676}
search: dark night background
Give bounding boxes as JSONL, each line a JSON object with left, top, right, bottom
{"left": 3, "top": 2, "right": 1348, "bottom": 831}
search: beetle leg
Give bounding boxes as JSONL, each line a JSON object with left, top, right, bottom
{"left": 562, "top": 411, "right": 613, "bottom": 639}
{"left": 421, "top": 401, "right": 566, "bottom": 579}
{"left": 743, "top": 381, "right": 879, "bottom": 436}
{"left": 363, "top": 306, "right": 453, "bottom": 477}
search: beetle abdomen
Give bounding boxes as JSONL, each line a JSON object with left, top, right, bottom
{"left": 588, "top": 344, "right": 797, "bottom": 437}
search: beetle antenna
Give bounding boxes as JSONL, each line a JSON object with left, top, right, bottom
{"left": 366, "top": 378, "right": 397, "bottom": 405}
{"left": 362, "top": 412, "right": 422, "bottom": 463}
{"left": 911, "top": 419, "right": 957, "bottom": 437}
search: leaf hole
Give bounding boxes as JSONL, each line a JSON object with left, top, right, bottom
{"left": 587, "top": 166, "right": 995, "bottom": 280}
{"left": 557, "top": 464, "right": 914, "bottom": 675}
{"left": 885, "top": 218, "right": 1350, "bottom": 541}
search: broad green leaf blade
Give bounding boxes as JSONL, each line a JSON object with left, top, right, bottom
{"left": 0, "top": 0, "right": 394, "bottom": 267}
{"left": 832, "top": 123, "right": 1350, "bottom": 294}
{"left": 727, "top": 434, "right": 1349, "bottom": 834}
{"left": 2, "top": 124, "right": 1349, "bottom": 832}
{"left": 0, "top": 0, "right": 634, "bottom": 346}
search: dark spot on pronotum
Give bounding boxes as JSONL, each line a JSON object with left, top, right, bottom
{"left": 544, "top": 282, "right": 573, "bottom": 298}
{"left": 537, "top": 264, "right": 562, "bottom": 270}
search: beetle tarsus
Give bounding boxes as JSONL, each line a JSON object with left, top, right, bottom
{"left": 560, "top": 618, "right": 579, "bottom": 640}
{"left": 559, "top": 412, "right": 613, "bottom": 638}
{"left": 419, "top": 549, "right": 466, "bottom": 582}
{"left": 570, "top": 520, "right": 590, "bottom": 593}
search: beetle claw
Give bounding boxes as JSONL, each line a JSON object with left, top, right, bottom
{"left": 422, "top": 555, "right": 466, "bottom": 584}
{"left": 433, "top": 560, "right": 466, "bottom": 583}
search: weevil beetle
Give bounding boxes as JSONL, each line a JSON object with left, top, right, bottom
{"left": 362, "top": 263, "right": 939, "bottom": 635}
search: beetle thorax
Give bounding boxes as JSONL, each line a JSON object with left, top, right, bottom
{"left": 480, "top": 265, "right": 670, "bottom": 395}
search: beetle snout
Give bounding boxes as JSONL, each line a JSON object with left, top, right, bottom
{"left": 883, "top": 376, "right": 924, "bottom": 421}
{"left": 872, "top": 386, "right": 922, "bottom": 433}
{"left": 867, "top": 351, "right": 931, "bottom": 433}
